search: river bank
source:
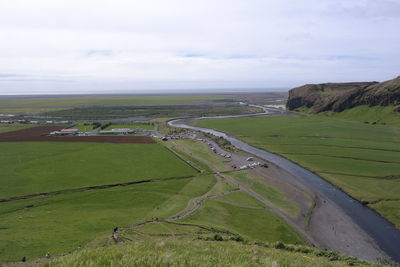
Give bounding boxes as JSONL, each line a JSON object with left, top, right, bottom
{"left": 168, "top": 108, "right": 400, "bottom": 262}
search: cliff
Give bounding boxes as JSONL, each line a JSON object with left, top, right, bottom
{"left": 286, "top": 76, "right": 400, "bottom": 112}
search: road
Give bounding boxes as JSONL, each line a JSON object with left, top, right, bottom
{"left": 168, "top": 107, "right": 400, "bottom": 262}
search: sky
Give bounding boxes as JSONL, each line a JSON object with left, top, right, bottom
{"left": 0, "top": 0, "right": 399, "bottom": 94}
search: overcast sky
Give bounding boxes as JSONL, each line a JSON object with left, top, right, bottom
{"left": 1, "top": 0, "right": 399, "bottom": 94}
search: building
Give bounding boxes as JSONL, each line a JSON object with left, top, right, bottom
{"left": 99, "top": 128, "right": 134, "bottom": 135}
{"left": 50, "top": 129, "right": 79, "bottom": 136}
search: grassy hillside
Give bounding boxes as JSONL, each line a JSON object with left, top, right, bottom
{"left": 40, "top": 238, "right": 372, "bottom": 267}
{"left": 0, "top": 176, "right": 216, "bottom": 261}
{"left": 0, "top": 137, "right": 310, "bottom": 262}
{"left": 194, "top": 112, "right": 400, "bottom": 228}
{"left": 286, "top": 76, "right": 400, "bottom": 112}
{"left": 320, "top": 105, "right": 400, "bottom": 127}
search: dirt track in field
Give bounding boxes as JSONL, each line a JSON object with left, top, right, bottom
{"left": 0, "top": 126, "right": 155, "bottom": 144}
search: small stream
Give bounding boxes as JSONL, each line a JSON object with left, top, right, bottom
{"left": 168, "top": 107, "right": 400, "bottom": 262}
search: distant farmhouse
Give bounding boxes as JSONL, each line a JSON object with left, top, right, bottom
{"left": 99, "top": 128, "right": 134, "bottom": 135}
{"left": 50, "top": 129, "right": 79, "bottom": 136}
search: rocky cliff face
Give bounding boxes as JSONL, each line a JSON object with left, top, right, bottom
{"left": 286, "top": 76, "right": 400, "bottom": 112}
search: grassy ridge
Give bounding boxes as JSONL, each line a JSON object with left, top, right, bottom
{"left": 44, "top": 238, "right": 367, "bottom": 267}
{"left": 0, "top": 142, "right": 197, "bottom": 199}
{"left": 194, "top": 113, "right": 400, "bottom": 227}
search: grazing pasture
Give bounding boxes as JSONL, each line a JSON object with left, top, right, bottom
{"left": 181, "top": 198, "right": 306, "bottom": 245}
{"left": 102, "top": 123, "right": 154, "bottom": 130}
{"left": 0, "top": 123, "right": 33, "bottom": 133}
{"left": 228, "top": 170, "right": 300, "bottom": 218}
{"left": 194, "top": 113, "right": 400, "bottom": 227}
{"left": 0, "top": 142, "right": 197, "bottom": 199}
{"left": 0, "top": 175, "right": 216, "bottom": 261}
{"left": 73, "top": 123, "right": 96, "bottom": 131}
{"left": 40, "top": 104, "right": 262, "bottom": 120}
{"left": 0, "top": 94, "right": 234, "bottom": 108}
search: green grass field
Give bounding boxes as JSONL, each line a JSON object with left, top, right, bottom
{"left": 0, "top": 175, "right": 216, "bottom": 261}
{"left": 0, "top": 95, "right": 234, "bottom": 108}
{"left": 194, "top": 112, "right": 400, "bottom": 227}
{"left": 173, "top": 139, "right": 232, "bottom": 172}
{"left": 46, "top": 238, "right": 366, "bottom": 267}
{"left": 181, "top": 198, "right": 306, "bottom": 245}
{"left": 320, "top": 105, "right": 400, "bottom": 127}
{"left": 0, "top": 124, "right": 34, "bottom": 133}
{"left": 41, "top": 104, "right": 261, "bottom": 120}
{"left": 215, "top": 191, "right": 265, "bottom": 208}
{"left": 103, "top": 123, "right": 154, "bottom": 130}
{"left": 73, "top": 123, "right": 95, "bottom": 131}
{"left": 0, "top": 108, "right": 68, "bottom": 114}
{"left": 0, "top": 142, "right": 197, "bottom": 199}
{"left": 0, "top": 138, "right": 308, "bottom": 262}
{"left": 227, "top": 170, "right": 300, "bottom": 218}
{"left": 73, "top": 123, "right": 154, "bottom": 132}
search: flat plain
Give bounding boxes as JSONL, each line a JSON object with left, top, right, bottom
{"left": 0, "top": 95, "right": 234, "bottom": 108}
{"left": 0, "top": 142, "right": 197, "bottom": 199}
{"left": 0, "top": 124, "right": 33, "bottom": 133}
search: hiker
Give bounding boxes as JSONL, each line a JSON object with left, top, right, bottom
{"left": 21, "top": 256, "right": 26, "bottom": 262}
{"left": 45, "top": 252, "right": 51, "bottom": 259}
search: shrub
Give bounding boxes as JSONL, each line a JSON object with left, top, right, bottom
{"left": 273, "top": 241, "right": 285, "bottom": 249}
{"left": 213, "top": 234, "right": 223, "bottom": 241}
{"left": 229, "top": 235, "right": 244, "bottom": 242}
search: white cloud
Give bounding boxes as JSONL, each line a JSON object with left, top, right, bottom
{"left": 0, "top": 0, "right": 399, "bottom": 94}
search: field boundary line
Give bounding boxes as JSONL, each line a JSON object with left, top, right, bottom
{"left": 259, "top": 143, "right": 400, "bottom": 153}
{"left": 259, "top": 135, "right": 400, "bottom": 144}
{"left": 281, "top": 152, "right": 400, "bottom": 164}
{"left": 165, "top": 146, "right": 202, "bottom": 173}
{"left": 318, "top": 171, "right": 394, "bottom": 179}
{"left": 0, "top": 175, "right": 197, "bottom": 203}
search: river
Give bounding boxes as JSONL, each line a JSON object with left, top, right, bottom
{"left": 168, "top": 107, "right": 400, "bottom": 262}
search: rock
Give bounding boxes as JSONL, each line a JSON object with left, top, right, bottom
{"left": 286, "top": 76, "right": 400, "bottom": 112}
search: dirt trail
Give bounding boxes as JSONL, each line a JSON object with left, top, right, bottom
{"left": 168, "top": 188, "right": 239, "bottom": 220}
{"left": 169, "top": 139, "right": 319, "bottom": 244}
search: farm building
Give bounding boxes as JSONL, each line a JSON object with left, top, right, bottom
{"left": 50, "top": 129, "right": 79, "bottom": 136}
{"left": 99, "top": 128, "right": 134, "bottom": 135}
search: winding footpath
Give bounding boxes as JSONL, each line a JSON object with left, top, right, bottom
{"left": 168, "top": 107, "right": 400, "bottom": 263}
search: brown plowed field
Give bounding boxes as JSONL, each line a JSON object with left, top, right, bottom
{"left": 0, "top": 126, "right": 155, "bottom": 144}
